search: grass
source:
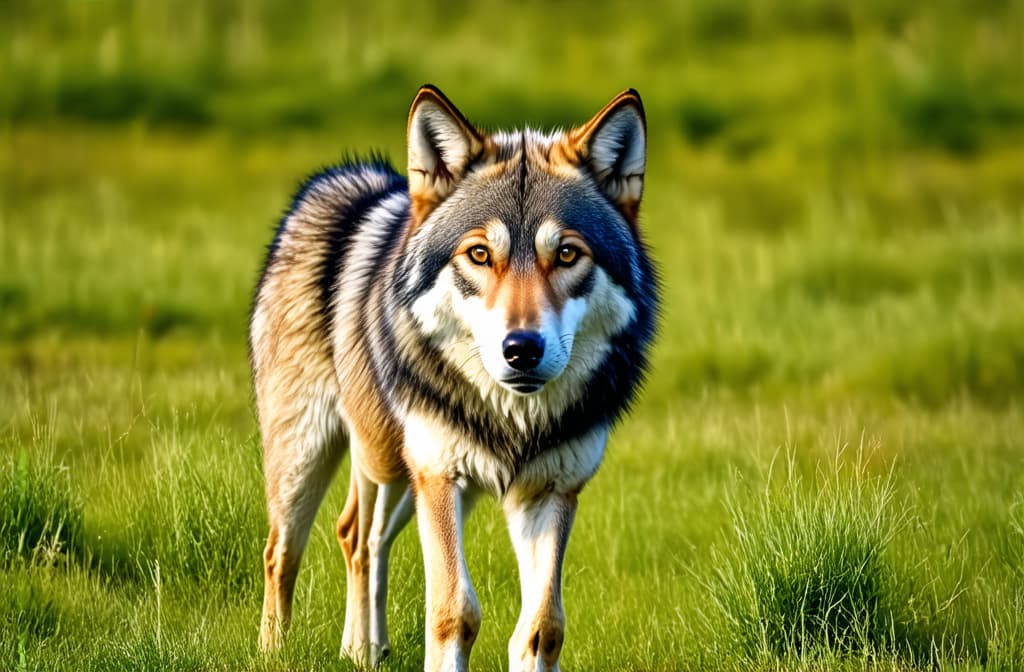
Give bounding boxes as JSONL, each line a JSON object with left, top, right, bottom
{"left": 1, "top": 0, "right": 1023, "bottom": 669}
{"left": 0, "top": 443, "right": 83, "bottom": 567}
{"left": 704, "top": 450, "right": 940, "bottom": 665}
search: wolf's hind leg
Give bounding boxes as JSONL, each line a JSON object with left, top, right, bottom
{"left": 337, "top": 466, "right": 374, "bottom": 662}
{"left": 337, "top": 459, "right": 413, "bottom": 665}
{"left": 260, "top": 424, "right": 345, "bottom": 652}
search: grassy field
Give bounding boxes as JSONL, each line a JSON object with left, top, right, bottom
{"left": 2, "top": 1, "right": 1024, "bottom": 670}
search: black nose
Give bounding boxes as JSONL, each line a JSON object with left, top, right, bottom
{"left": 502, "top": 330, "right": 545, "bottom": 371}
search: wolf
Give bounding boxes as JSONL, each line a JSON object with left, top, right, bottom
{"left": 250, "top": 84, "right": 657, "bottom": 671}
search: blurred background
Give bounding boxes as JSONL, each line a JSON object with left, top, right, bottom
{"left": 2, "top": 0, "right": 1022, "bottom": 386}
{"left": 3, "top": 1, "right": 1023, "bottom": 347}
{"left": 1, "top": 1, "right": 1023, "bottom": 669}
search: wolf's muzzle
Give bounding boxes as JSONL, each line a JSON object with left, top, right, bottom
{"left": 502, "top": 330, "right": 545, "bottom": 371}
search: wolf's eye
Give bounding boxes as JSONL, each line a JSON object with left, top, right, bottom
{"left": 468, "top": 245, "right": 490, "bottom": 266}
{"left": 557, "top": 245, "right": 579, "bottom": 267}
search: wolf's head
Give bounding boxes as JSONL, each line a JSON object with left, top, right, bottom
{"left": 399, "top": 85, "right": 648, "bottom": 399}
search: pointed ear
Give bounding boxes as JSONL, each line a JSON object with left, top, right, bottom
{"left": 567, "top": 89, "right": 647, "bottom": 225}
{"left": 407, "top": 85, "right": 485, "bottom": 223}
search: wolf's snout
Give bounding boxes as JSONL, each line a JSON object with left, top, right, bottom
{"left": 502, "top": 330, "right": 545, "bottom": 371}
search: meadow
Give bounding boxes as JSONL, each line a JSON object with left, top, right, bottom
{"left": 2, "top": 1, "right": 1023, "bottom": 669}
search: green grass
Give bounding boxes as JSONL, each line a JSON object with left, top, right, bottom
{"left": 1, "top": 447, "right": 83, "bottom": 567}
{"left": 703, "top": 451, "right": 944, "bottom": 665}
{"left": 2, "top": 1, "right": 1023, "bottom": 670}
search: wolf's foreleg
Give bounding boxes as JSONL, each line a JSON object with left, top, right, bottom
{"left": 503, "top": 490, "right": 578, "bottom": 672}
{"left": 414, "top": 474, "right": 480, "bottom": 672}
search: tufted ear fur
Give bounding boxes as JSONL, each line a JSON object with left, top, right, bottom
{"left": 567, "top": 89, "right": 647, "bottom": 226}
{"left": 407, "top": 85, "right": 485, "bottom": 224}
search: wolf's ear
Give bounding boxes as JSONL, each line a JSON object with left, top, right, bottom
{"left": 407, "top": 85, "right": 485, "bottom": 224}
{"left": 568, "top": 89, "right": 647, "bottom": 226}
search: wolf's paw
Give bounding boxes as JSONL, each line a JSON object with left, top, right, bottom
{"left": 370, "top": 642, "right": 391, "bottom": 667}
{"left": 509, "top": 622, "right": 564, "bottom": 672}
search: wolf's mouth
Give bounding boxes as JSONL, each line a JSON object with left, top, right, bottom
{"left": 504, "top": 375, "right": 546, "bottom": 394}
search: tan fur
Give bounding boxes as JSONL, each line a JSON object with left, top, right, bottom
{"left": 334, "top": 341, "right": 405, "bottom": 483}
{"left": 255, "top": 219, "right": 348, "bottom": 651}
{"left": 333, "top": 253, "right": 407, "bottom": 484}
{"left": 336, "top": 472, "right": 360, "bottom": 572}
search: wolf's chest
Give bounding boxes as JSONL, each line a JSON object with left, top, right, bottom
{"left": 401, "top": 410, "right": 607, "bottom": 497}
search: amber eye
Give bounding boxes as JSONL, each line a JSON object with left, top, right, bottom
{"left": 468, "top": 245, "right": 490, "bottom": 266}
{"left": 556, "top": 245, "right": 579, "bottom": 266}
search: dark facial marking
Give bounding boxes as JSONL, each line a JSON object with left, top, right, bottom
{"left": 450, "top": 264, "right": 479, "bottom": 298}
{"left": 568, "top": 265, "right": 596, "bottom": 298}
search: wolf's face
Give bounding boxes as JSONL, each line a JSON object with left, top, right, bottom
{"left": 401, "top": 87, "right": 646, "bottom": 397}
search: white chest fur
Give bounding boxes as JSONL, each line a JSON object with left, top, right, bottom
{"left": 403, "top": 412, "right": 608, "bottom": 498}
